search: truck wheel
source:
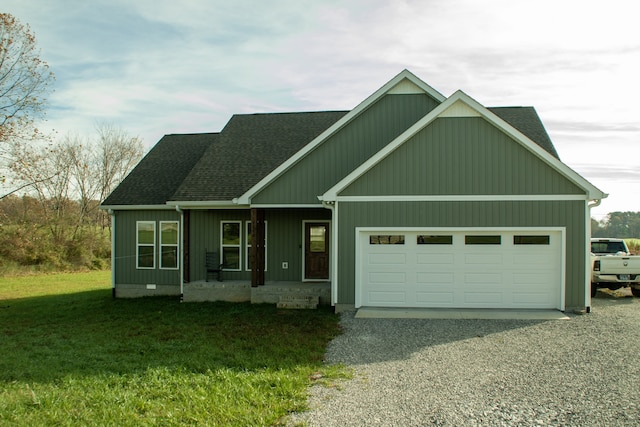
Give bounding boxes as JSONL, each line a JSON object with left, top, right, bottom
{"left": 591, "top": 284, "right": 598, "bottom": 298}
{"left": 631, "top": 288, "right": 640, "bottom": 298}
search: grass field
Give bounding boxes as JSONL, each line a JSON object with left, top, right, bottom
{"left": 0, "top": 271, "right": 344, "bottom": 426}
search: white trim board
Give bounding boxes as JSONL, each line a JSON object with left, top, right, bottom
{"left": 333, "top": 195, "right": 589, "bottom": 202}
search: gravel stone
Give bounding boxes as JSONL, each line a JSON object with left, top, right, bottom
{"left": 286, "top": 289, "right": 640, "bottom": 426}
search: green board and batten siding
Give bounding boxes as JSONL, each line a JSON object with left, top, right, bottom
{"left": 115, "top": 208, "right": 331, "bottom": 289}
{"left": 188, "top": 209, "right": 331, "bottom": 282}
{"left": 341, "top": 117, "right": 583, "bottom": 196}
{"left": 251, "top": 94, "right": 441, "bottom": 205}
{"left": 113, "top": 210, "right": 182, "bottom": 295}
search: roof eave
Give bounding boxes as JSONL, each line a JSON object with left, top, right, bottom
{"left": 99, "top": 204, "right": 176, "bottom": 211}
{"left": 166, "top": 200, "right": 247, "bottom": 209}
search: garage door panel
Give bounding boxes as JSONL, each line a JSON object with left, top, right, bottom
{"left": 416, "top": 291, "right": 454, "bottom": 304}
{"left": 463, "top": 292, "right": 504, "bottom": 304}
{"left": 368, "top": 271, "right": 406, "bottom": 284}
{"left": 513, "top": 272, "right": 555, "bottom": 286}
{"left": 416, "top": 272, "right": 455, "bottom": 284}
{"left": 512, "top": 292, "right": 554, "bottom": 306}
{"left": 464, "top": 272, "right": 503, "bottom": 285}
{"left": 368, "top": 291, "right": 406, "bottom": 303}
{"left": 359, "top": 229, "right": 563, "bottom": 309}
{"left": 417, "top": 253, "right": 455, "bottom": 264}
{"left": 465, "top": 254, "right": 503, "bottom": 264}
{"left": 369, "top": 253, "right": 406, "bottom": 264}
{"left": 513, "top": 254, "right": 554, "bottom": 266}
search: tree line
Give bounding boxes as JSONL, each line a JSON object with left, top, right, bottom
{"left": 592, "top": 212, "right": 640, "bottom": 240}
{"left": 0, "top": 124, "right": 143, "bottom": 271}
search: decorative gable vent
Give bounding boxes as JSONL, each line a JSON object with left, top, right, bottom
{"left": 440, "top": 99, "right": 481, "bottom": 118}
{"left": 388, "top": 78, "right": 424, "bottom": 94}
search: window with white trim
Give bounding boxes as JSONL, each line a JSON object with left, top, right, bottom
{"left": 160, "top": 221, "right": 179, "bottom": 269}
{"left": 136, "top": 221, "right": 156, "bottom": 269}
{"left": 246, "top": 221, "right": 267, "bottom": 271}
{"left": 221, "top": 221, "right": 241, "bottom": 271}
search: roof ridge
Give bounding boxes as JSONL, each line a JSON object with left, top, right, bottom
{"left": 164, "top": 131, "right": 220, "bottom": 137}
{"left": 231, "top": 110, "right": 350, "bottom": 117}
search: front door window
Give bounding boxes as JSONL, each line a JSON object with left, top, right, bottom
{"left": 305, "top": 223, "right": 329, "bottom": 280}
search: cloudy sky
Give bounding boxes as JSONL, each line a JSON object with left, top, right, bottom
{"left": 4, "top": 0, "right": 639, "bottom": 219}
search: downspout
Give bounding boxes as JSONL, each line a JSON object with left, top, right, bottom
{"left": 176, "top": 205, "right": 184, "bottom": 302}
{"left": 321, "top": 200, "right": 338, "bottom": 307}
{"left": 109, "top": 209, "right": 116, "bottom": 299}
{"left": 585, "top": 198, "right": 602, "bottom": 313}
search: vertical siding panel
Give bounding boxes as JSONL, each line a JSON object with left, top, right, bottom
{"left": 253, "top": 94, "right": 440, "bottom": 204}
{"left": 114, "top": 210, "right": 181, "bottom": 287}
{"left": 342, "top": 117, "right": 584, "bottom": 197}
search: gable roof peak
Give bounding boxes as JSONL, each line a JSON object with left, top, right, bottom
{"left": 235, "top": 70, "right": 446, "bottom": 204}
{"left": 384, "top": 69, "right": 446, "bottom": 102}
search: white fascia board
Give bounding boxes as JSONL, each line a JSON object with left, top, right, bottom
{"left": 99, "top": 204, "right": 176, "bottom": 211}
{"left": 334, "top": 194, "right": 588, "bottom": 202}
{"left": 236, "top": 70, "right": 445, "bottom": 205}
{"left": 165, "top": 200, "right": 246, "bottom": 209}
{"left": 321, "top": 90, "right": 607, "bottom": 202}
{"left": 249, "top": 203, "right": 324, "bottom": 209}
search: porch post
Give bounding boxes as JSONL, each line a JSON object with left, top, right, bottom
{"left": 251, "top": 208, "right": 266, "bottom": 287}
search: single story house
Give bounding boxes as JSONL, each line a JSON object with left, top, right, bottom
{"left": 101, "top": 69, "right": 606, "bottom": 313}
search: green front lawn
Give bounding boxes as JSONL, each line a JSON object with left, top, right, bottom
{"left": 0, "top": 272, "right": 344, "bottom": 426}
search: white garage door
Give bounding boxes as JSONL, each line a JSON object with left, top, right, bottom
{"left": 357, "top": 229, "right": 564, "bottom": 309}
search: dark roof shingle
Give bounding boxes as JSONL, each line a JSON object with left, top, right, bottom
{"left": 488, "top": 106, "right": 560, "bottom": 159}
{"left": 170, "top": 111, "right": 348, "bottom": 201}
{"left": 101, "top": 133, "right": 215, "bottom": 206}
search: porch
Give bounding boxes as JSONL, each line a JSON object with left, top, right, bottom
{"left": 182, "top": 280, "right": 331, "bottom": 307}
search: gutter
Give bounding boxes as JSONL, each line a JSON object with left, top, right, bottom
{"left": 175, "top": 205, "right": 184, "bottom": 302}
{"left": 588, "top": 199, "right": 602, "bottom": 209}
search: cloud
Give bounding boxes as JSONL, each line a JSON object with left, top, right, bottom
{"left": 3, "top": 0, "right": 640, "bottom": 216}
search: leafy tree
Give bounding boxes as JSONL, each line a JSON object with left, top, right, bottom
{"left": 591, "top": 218, "right": 604, "bottom": 237}
{"left": 592, "top": 211, "right": 640, "bottom": 238}
{"left": 0, "top": 13, "right": 54, "bottom": 186}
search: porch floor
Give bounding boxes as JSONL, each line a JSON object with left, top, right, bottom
{"left": 182, "top": 280, "right": 331, "bottom": 305}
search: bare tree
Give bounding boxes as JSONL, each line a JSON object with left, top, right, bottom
{"left": 0, "top": 14, "right": 54, "bottom": 144}
{"left": 94, "top": 123, "right": 144, "bottom": 203}
{"left": 1, "top": 13, "right": 55, "bottom": 194}
{"left": 10, "top": 123, "right": 143, "bottom": 237}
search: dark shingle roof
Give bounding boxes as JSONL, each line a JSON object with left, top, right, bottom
{"left": 102, "top": 105, "right": 561, "bottom": 206}
{"left": 170, "top": 111, "right": 348, "bottom": 201}
{"left": 101, "top": 133, "right": 215, "bottom": 206}
{"left": 488, "top": 107, "right": 560, "bottom": 159}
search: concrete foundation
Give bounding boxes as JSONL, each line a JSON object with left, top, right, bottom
{"left": 115, "top": 283, "right": 180, "bottom": 298}
{"left": 180, "top": 281, "right": 331, "bottom": 305}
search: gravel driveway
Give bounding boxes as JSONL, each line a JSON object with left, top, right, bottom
{"left": 287, "top": 290, "right": 640, "bottom": 426}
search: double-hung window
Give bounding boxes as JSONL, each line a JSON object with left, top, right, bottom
{"left": 160, "top": 221, "right": 179, "bottom": 269}
{"left": 221, "top": 221, "right": 241, "bottom": 271}
{"left": 136, "top": 221, "right": 156, "bottom": 269}
{"left": 246, "top": 221, "right": 267, "bottom": 271}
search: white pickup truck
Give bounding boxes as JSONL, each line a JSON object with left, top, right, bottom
{"left": 591, "top": 238, "right": 640, "bottom": 297}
